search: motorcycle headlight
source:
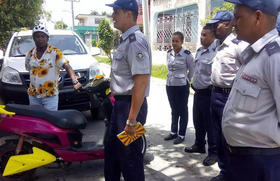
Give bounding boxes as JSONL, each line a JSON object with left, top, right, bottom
{"left": 89, "top": 62, "right": 103, "bottom": 80}
{"left": 1, "top": 67, "right": 23, "bottom": 85}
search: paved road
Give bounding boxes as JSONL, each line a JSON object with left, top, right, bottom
{"left": 1, "top": 64, "right": 220, "bottom": 180}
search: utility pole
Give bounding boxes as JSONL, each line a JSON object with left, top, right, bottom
{"left": 142, "top": 0, "right": 150, "bottom": 43}
{"left": 65, "top": 0, "right": 80, "bottom": 31}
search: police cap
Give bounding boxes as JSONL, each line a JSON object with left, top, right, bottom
{"left": 207, "top": 10, "right": 234, "bottom": 24}
{"left": 106, "top": 0, "right": 138, "bottom": 13}
{"left": 225, "top": 0, "right": 280, "bottom": 16}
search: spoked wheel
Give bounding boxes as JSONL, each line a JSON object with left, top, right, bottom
{"left": 0, "top": 140, "right": 35, "bottom": 181}
{"left": 140, "top": 135, "right": 147, "bottom": 156}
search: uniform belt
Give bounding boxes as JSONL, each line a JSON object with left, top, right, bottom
{"left": 191, "top": 85, "right": 212, "bottom": 94}
{"left": 213, "top": 86, "right": 231, "bottom": 94}
{"left": 114, "top": 95, "right": 132, "bottom": 101}
{"left": 228, "top": 146, "right": 280, "bottom": 156}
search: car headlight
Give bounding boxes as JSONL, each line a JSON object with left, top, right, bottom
{"left": 89, "top": 63, "right": 103, "bottom": 80}
{"left": 1, "top": 66, "right": 23, "bottom": 85}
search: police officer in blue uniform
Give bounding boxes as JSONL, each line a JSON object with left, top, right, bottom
{"left": 185, "top": 25, "right": 218, "bottom": 166}
{"left": 206, "top": 10, "right": 248, "bottom": 181}
{"left": 105, "top": 0, "right": 152, "bottom": 180}
{"left": 277, "top": 15, "right": 280, "bottom": 35}
{"left": 164, "top": 31, "right": 194, "bottom": 144}
{"left": 222, "top": 0, "right": 280, "bottom": 181}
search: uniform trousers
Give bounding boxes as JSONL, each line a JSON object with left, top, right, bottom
{"left": 193, "top": 88, "right": 216, "bottom": 155}
{"left": 228, "top": 150, "right": 280, "bottom": 181}
{"left": 210, "top": 90, "right": 231, "bottom": 178}
{"left": 166, "top": 84, "right": 189, "bottom": 137}
{"left": 104, "top": 96, "right": 147, "bottom": 181}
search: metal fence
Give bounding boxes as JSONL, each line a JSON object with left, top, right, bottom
{"left": 155, "top": 4, "right": 199, "bottom": 51}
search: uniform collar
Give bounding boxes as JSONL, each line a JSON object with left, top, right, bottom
{"left": 171, "top": 48, "right": 184, "bottom": 56}
{"left": 250, "top": 29, "right": 279, "bottom": 54}
{"left": 121, "top": 25, "right": 140, "bottom": 42}
{"left": 240, "top": 29, "right": 278, "bottom": 65}
{"left": 222, "top": 33, "right": 236, "bottom": 47}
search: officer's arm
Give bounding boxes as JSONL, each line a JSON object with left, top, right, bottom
{"left": 187, "top": 55, "right": 195, "bottom": 80}
{"left": 128, "top": 74, "right": 149, "bottom": 123}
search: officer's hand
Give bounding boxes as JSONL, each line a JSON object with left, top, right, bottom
{"left": 124, "top": 125, "right": 137, "bottom": 136}
{"left": 74, "top": 82, "right": 82, "bottom": 91}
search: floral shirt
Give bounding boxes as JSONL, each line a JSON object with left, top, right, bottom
{"left": 25, "top": 45, "right": 67, "bottom": 98}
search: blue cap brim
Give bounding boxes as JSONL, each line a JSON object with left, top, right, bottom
{"left": 224, "top": 0, "right": 242, "bottom": 4}
{"left": 207, "top": 19, "right": 220, "bottom": 24}
{"left": 105, "top": 3, "right": 121, "bottom": 8}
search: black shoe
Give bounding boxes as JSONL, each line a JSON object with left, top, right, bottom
{"left": 164, "top": 134, "right": 177, "bottom": 141}
{"left": 184, "top": 144, "right": 206, "bottom": 153}
{"left": 173, "top": 137, "right": 184, "bottom": 144}
{"left": 203, "top": 154, "right": 218, "bottom": 166}
{"left": 210, "top": 175, "right": 227, "bottom": 181}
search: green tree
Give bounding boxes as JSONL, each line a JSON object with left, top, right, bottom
{"left": 201, "top": 2, "right": 234, "bottom": 25}
{"left": 97, "top": 19, "right": 114, "bottom": 60}
{"left": 55, "top": 20, "right": 68, "bottom": 30}
{"left": 0, "top": 0, "right": 43, "bottom": 50}
{"left": 90, "top": 10, "right": 99, "bottom": 16}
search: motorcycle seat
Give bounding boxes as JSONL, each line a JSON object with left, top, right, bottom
{"left": 5, "top": 104, "right": 87, "bottom": 129}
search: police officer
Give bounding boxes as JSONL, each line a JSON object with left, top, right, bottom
{"left": 277, "top": 15, "right": 280, "bottom": 35}
{"left": 206, "top": 10, "right": 248, "bottom": 181}
{"left": 184, "top": 25, "right": 218, "bottom": 166}
{"left": 164, "top": 31, "right": 194, "bottom": 144}
{"left": 105, "top": 0, "right": 152, "bottom": 180}
{"left": 222, "top": 0, "right": 280, "bottom": 181}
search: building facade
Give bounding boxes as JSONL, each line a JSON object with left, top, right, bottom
{"left": 150, "top": 0, "right": 223, "bottom": 52}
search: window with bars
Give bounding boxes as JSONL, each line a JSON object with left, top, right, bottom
{"left": 155, "top": 4, "right": 198, "bottom": 48}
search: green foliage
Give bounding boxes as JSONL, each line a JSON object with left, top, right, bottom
{"left": 55, "top": 20, "right": 68, "bottom": 30}
{"left": 90, "top": 10, "right": 99, "bottom": 15}
{"left": 97, "top": 19, "right": 114, "bottom": 61}
{"left": 0, "top": 0, "right": 43, "bottom": 50}
{"left": 92, "top": 39, "right": 97, "bottom": 47}
{"left": 94, "top": 56, "right": 111, "bottom": 64}
{"left": 201, "top": 2, "right": 234, "bottom": 26}
{"left": 151, "top": 65, "right": 168, "bottom": 80}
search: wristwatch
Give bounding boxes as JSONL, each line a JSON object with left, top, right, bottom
{"left": 72, "top": 79, "right": 79, "bottom": 85}
{"left": 126, "top": 120, "right": 137, "bottom": 127}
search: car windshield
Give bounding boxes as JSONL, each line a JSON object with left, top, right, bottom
{"left": 9, "top": 34, "right": 87, "bottom": 57}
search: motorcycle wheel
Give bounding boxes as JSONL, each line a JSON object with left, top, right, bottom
{"left": 0, "top": 140, "right": 36, "bottom": 181}
{"left": 140, "top": 135, "right": 147, "bottom": 156}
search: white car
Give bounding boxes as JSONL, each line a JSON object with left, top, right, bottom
{"left": 0, "top": 30, "right": 104, "bottom": 118}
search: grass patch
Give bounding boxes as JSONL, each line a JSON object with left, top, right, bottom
{"left": 94, "top": 56, "right": 111, "bottom": 64}
{"left": 151, "top": 64, "right": 167, "bottom": 80}
{"left": 95, "top": 56, "right": 168, "bottom": 80}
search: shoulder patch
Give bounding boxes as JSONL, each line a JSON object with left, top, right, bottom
{"left": 232, "top": 38, "right": 241, "bottom": 45}
{"left": 265, "top": 41, "right": 280, "bottom": 56}
{"left": 184, "top": 50, "right": 191, "bottom": 54}
{"left": 167, "top": 49, "right": 172, "bottom": 53}
{"left": 128, "top": 34, "right": 136, "bottom": 43}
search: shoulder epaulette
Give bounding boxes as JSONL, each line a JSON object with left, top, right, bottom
{"left": 265, "top": 41, "right": 280, "bottom": 56}
{"left": 167, "top": 49, "right": 172, "bottom": 53}
{"left": 128, "top": 33, "right": 136, "bottom": 43}
{"left": 232, "top": 38, "right": 241, "bottom": 45}
{"left": 184, "top": 50, "right": 191, "bottom": 54}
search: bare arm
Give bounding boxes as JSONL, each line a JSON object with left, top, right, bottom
{"left": 125, "top": 74, "right": 149, "bottom": 136}
{"left": 63, "top": 63, "right": 82, "bottom": 90}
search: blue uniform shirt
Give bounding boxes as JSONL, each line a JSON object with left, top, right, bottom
{"left": 110, "top": 25, "right": 152, "bottom": 97}
{"left": 166, "top": 48, "right": 194, "bottom": 86}
{"left": 222, "top": 29, "right": 280, "bottom": 148}
{"left": 192, "top": 40, "right": 218, "bottom": 89}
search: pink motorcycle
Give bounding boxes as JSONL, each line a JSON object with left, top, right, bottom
{"left": 0, "top": 76, "right": 147, "bottom": 181}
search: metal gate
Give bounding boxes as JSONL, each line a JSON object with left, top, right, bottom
{"left": 155, "top": 4, "right": 199, "bottom": 51}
